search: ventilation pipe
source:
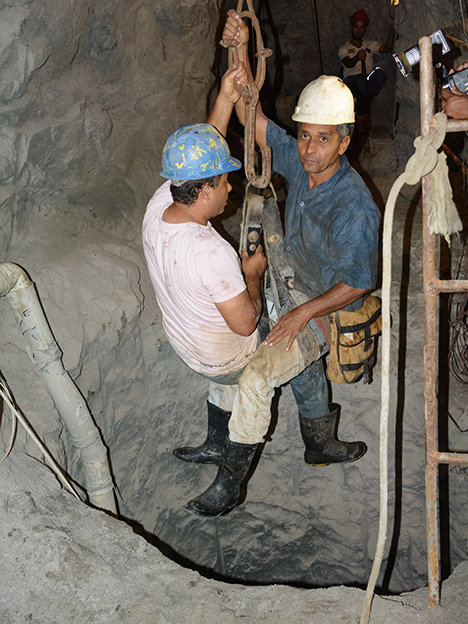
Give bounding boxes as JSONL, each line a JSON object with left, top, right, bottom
{"left": 0, "top": 262, "right": 117, "bottom": 515}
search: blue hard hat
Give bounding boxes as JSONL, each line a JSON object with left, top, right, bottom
{"left": 160, "top": 123, "right": 241, "bottom": 180}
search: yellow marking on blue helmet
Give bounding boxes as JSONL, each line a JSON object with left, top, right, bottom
{"left": 192, "top": 146, "right": 207, "bottom": 157}
{"left": 174, "top": 153, "right": 187, "bottom": 169}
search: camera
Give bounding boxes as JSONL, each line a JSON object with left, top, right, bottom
{"left": 393, "top": 30, "right": 451, "bottom": 77}
{"left": 440, "top": 67, "right": 468, "bottom": 94}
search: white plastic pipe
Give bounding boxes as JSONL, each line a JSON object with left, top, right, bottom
{"left": 0, "top": 262, "right": 117, "bottom": 515}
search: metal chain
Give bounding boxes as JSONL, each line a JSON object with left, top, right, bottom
{"left": 221, "top": 0, "right": 272, "bottom": 189}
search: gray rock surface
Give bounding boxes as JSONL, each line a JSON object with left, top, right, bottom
{"left": 2, "top": 451, "right": 468, "bottom": 624}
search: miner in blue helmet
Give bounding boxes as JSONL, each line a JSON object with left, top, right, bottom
{"left": 143, "top": 64, "right": 267, "bottom": 516}
{"left": 143, "top": 62, "right": 329, "bottom": 519}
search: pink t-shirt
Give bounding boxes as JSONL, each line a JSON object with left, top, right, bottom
{"left": 142, "top": 181, "right": 258, "bottom": 375}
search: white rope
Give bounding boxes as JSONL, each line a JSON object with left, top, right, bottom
{"left": 0, "top": 378, "right": 17, "bottom": 462}
{"left": 0, "top": 378, "right": 81, "bottom": 500}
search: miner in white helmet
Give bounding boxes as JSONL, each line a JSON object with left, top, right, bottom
{"left": 207, "top": 11, "right": 380, "bottom": 482}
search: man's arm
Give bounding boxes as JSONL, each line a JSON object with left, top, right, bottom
{"left": 379, "top": 23, "right": 395, "bottom": 53}
{"left": 441, "top": 61, "right": 468, "bottom": 120}
{"left": 215, "top": 245, "right": 267, "bottom": 336}
{"left": 342, "top": 48, "right": 367, "bottom": 68}
{"left": 208, "top": 63, "right": 248, "bottom": 136}
{"left": 442, "top": 87, "right": 468, "bottom": 119}
{"left": 265, "top": 282, "right": 370, "bottom": 351}
{"left": 222, "top": 10, "right": 268, "bottom": 148}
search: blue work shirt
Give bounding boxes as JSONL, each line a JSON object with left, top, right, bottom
{"left": 266, "top": 120, "right": 380, "bottom": 311}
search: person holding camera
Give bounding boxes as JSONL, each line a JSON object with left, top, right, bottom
{"left": 442, "top": 61, "right": 468, "bottom": 120}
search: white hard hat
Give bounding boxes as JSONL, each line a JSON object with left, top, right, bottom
{"left": 292, "top": 76, "right": 355, "bottom": 125}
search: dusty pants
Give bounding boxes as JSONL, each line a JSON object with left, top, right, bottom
{"left": 207, "top": 344, "right": 328, "bottom": 444}
{"left": 228, "top": 337, "right": 307, "bottom": 444}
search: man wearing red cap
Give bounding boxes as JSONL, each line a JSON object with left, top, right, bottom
{"left": 338, "top": 9, "right": 395, "bottom": 115}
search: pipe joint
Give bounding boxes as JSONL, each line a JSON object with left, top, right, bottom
{"left": 0, "top": 263, "right": 31, "bottom": 297}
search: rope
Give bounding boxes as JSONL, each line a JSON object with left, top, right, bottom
{"left": 360, "top": 112, "right": 461, "bottom": 623}
{"left": 381, "top": 0, "right": 407, "bottom": 26}
{"left": 0, "top": 376, "right": 82, "bottom": 500}
{"left": 458, "top": 0, "right": 468, "bottom": 42}
{"left": 0, "top": 377, "right": 17, "bottom": 462}
{"left": 427, "top": 153, "right": 462, "bottom": 244}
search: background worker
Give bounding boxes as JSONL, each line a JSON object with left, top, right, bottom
{"left": 338, "top": 9, "right": 395, "bottom": 115}
{"left": 215, "top": 10, "right": 380, "bottom": 495}
{"left": 442, "top": 61, "right": 468, "bottom": 119}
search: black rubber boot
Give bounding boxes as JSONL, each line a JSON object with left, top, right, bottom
{"left": 185, "top": 438, "right": 258, "bottom": 516}
{"left": 298, "top": 403, "right": 367, "bottom": 466}
{"left": 173, "top": 401, "right": 230, "bottom": 465}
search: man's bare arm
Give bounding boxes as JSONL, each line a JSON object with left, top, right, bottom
{"left": 265, "top": 282, "right": 370, "bottom": 351}
{"left": 208, "top": 63, "right": 248, "bottom": 136}
{"left": 379, "top": 23, "right": 395, "bottom": 53}
{"left": 442, "top": 87, "right": 468, "bottom": 119}
{"left": 442, "top": 61, "right": 468, "bottom": 120}
{"left": 342, "top": 49, "right": 367, "bottom": 68}
{"left": 215, "top": 246, "right": 267, "bottom": 336}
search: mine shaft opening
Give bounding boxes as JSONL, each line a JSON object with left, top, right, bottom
{"left": 106, "top": 132, "right": 467, "bottom": 599}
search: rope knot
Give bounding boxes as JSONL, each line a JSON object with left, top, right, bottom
{"left": 403, "top": 112, "right": 447, "bottom": 185}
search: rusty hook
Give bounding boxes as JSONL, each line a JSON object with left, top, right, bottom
{"left": 220, "top": 0, "right": 272, "bottom": 189}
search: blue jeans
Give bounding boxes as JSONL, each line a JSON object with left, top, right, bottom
{"left": 290, "top": 357, "right": 329, "bottom": 419}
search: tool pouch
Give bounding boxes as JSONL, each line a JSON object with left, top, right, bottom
{"left": 327, "top": 295, "right": 382, "bottom": 384}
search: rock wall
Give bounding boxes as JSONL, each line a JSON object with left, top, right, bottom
{"left": 1, "top": 0, "right": 468, "bottom": 618}
{"left": 0, "top": 0, "right": 218, "bottom": 469}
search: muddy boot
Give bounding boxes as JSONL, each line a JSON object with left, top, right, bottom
{"left": 299, "top": 403, "right": 367, "bottom": 466}
{"left": 173, "top": 402, "right": 230, "bottom": 465}
{"left": 185, "top": 438, "right": 258, "bottom": 516}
